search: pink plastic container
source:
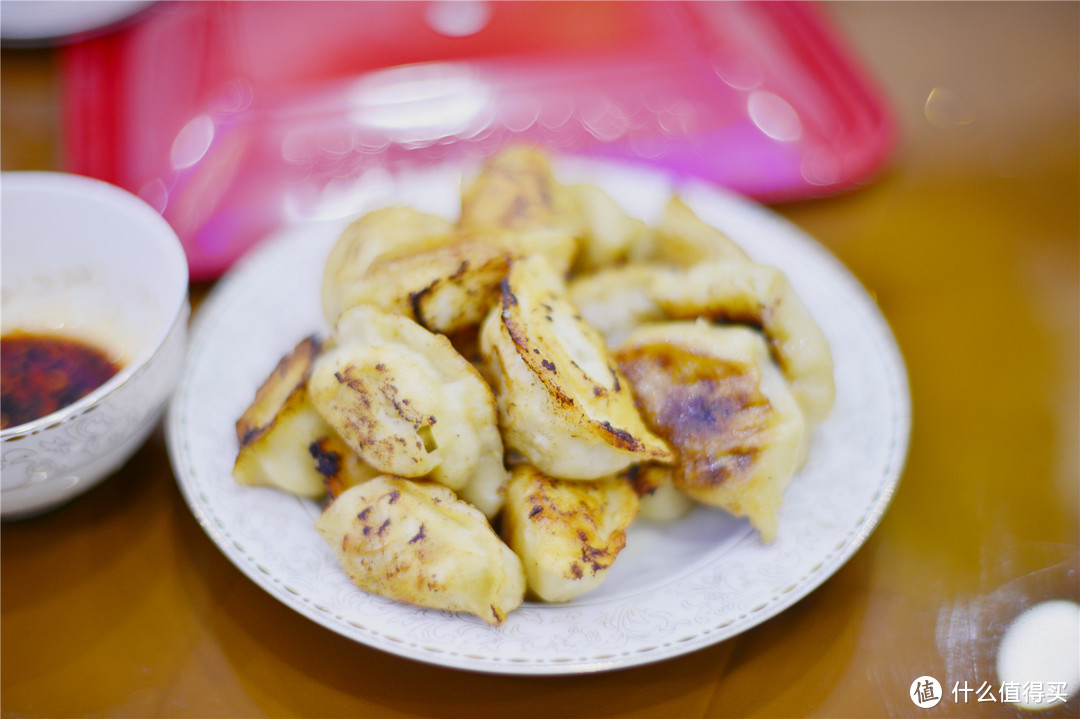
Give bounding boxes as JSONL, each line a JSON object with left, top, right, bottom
{"left": 61, "top": 1, "right": 895, "bottom": 280}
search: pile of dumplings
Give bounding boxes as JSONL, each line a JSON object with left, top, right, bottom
{"left": 232, "top": 147, "right": 834, "bottom": 625}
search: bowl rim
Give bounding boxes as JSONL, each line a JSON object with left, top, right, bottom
{"left": 0, "top": 171, "right": 190, "bottom": 440}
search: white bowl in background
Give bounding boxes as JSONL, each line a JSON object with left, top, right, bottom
{"left": 1, "top": 172, "right": 189, "bottom": 518}
{"left": 0, "top": 1, "right": 156, "bottom": 44}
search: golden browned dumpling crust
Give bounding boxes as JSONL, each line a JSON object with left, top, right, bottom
{"left": 458, "top": 146, "right": 582, "bottom": 275}
{"left": 565, "top": 182, "right": 657, "bottom": 273}
{"left": 316, "top": 477, "right": 526, "bottom": 625}
{"left": 322, "top": 205, "right": 455, "bottom": 326}
{"left": 309, "top": 305, "right": 508, "bottom": 518}
{"left": 233, "top": 335, "right": 376, "bottom": 499}
{"left": 650, "top": 260, "right": 835, "bottom": 425}
{"left": 501, "top": 465, "right": 639, "bottom": 602}
{"left": 479, "top": 255, "right": 674, "bottom": 479}
{"left": 653, "top": 195, "right": 750, "bottom": 266}
{"left": 459, "top": 147, "right": 582, "bottom": 237}
{"left": 615, "top": 322, "right": 807, "bottom": 541}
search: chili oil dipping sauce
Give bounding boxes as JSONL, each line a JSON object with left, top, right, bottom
{"left": 1, "top": 172, "right": 189, "bottom": 517}
{"left": 1, "top": 331, "right": 124, "bottom": 430}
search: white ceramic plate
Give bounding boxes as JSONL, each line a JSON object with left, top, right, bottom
{"left": 166, "top": 159, "right": 910, "bottom": 675}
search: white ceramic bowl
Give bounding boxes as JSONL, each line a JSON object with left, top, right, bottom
{"left": 0, "top": 1, "right": 157, "bottom": 44}
{"left": 1, "top": 172, "right": 189, "bottom": 518}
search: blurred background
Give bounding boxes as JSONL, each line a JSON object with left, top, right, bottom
{"left": 2, "top": 2, "right": 1077, "bottom": 717}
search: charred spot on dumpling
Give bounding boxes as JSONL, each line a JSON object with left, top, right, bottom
{"left": 617, "top": 340, "right": 770, "bottom": 489}
{"left": 620, "top": 463, "right": 644, "bottom": 489}
{"left": 580, "top": 542, "right": 612, "bottom": 573}
{"left": 309, "top": 438, "right": 343, "bottom": 478}
{"left": 408, "top": 285, "right": 434, "bottom": 327}
{"left": 239, "top": 424, "right": 265, "bottom": 448}
{"left": 598, "top": 420, "right": 641, "bottom": 452}
{"left": 409, "top": 524, "right": 427, "bottom": 543}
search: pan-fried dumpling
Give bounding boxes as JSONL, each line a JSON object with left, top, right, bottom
{"left": 615, "top": 321, "right": 807, "bottom": 541}
{"left": 315, "top": 477, "right": 526, "bottom": 625}
{"left": 650, "top": 260, "right": 835, "bottom": 425}
{"left": 233, "top": 336, "right": 375, "bottom": 499}
{"left": 479, "top": 255, "right": 674, "bottom": 479}
{"left": 308, "top": 305, "right": 508, "bottom": 518}
{"left": 458, "top": 146, "right": 581, "bottom": 275}
{"left": 321, "top": 205, "right": 455, "bottom": 325}
{"left": 501, "top": 465, "right": 639, "bottom": 602}
{"left": 565, "top": 182, "right": 656, "bottom": 273}
{"left": 653, "top": 195, "right": 750, "bottom": 266}
{"left": 335, "top": 235, "right": 512, "bottom": 335}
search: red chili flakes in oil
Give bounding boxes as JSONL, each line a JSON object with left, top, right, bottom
{"left": 0, "top": 331, "right": 122, "bottom": 429}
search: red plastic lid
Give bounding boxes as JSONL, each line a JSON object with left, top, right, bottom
{"left": 61, "top": 1, "right": 895, "bottom": 280}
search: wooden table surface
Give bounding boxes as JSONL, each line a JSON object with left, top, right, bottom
{"left": 2, "top": 3, "right": 1077, "bottom": 717}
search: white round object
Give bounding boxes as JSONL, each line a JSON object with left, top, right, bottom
{"left": 996, "top": 600, "right": 1080, "bottom": 709}
{"left": 1, "top": 172, "right": 189, "bottom": 517}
